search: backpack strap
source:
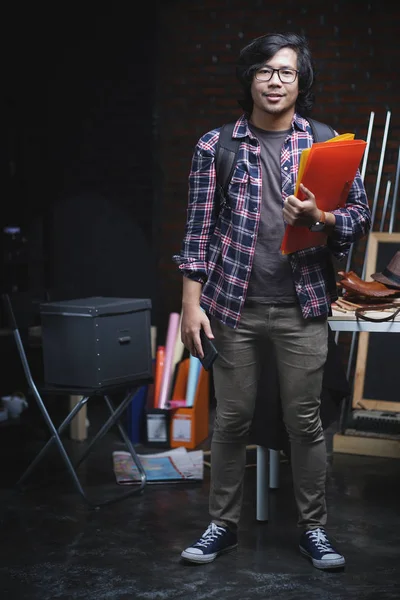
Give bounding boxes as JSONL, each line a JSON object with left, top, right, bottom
{"left": 215, "top": 122, "right": 242, "bottom": 205}
{"left": 307, "top": 118, "right": 335, "bottom": 142}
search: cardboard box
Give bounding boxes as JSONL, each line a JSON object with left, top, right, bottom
{"left": 169, "top": 358, "right": 209, "bottom": 450}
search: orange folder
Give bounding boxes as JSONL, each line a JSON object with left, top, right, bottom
{"left": 280, "top": 136, "right": 367, "bottom": 255}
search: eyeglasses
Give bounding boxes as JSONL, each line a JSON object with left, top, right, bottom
{"left": 254, "top": 67, "right": 299, "bottom": 84}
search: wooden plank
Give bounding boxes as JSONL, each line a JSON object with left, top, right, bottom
{"left": 333, "top": 432, "right": 400, "bottom": 459}
{"left": 352, "top": 399, "right": 400, "bottom": 413}
{"left": 69, "top": 395, "right": 87, "bottom": 441}
{"left": 352, "top": 232, "right": 400, "bottom": 413}
{"left": 353, "top": 331, "right": 369, "bottom": 408}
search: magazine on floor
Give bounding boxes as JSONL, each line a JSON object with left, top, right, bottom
{"left": 112, "top": 447, "right": 204, "bottom": 484}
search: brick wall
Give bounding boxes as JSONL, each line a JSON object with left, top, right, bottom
{"left": 156, "top": 0, "right": 400, "bottom": 331}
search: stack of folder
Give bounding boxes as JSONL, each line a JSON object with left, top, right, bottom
{"left": 151, "top": 311, "right": 204, "bottom": 411}
{"left": 280, "top": 133, "right": 367, "bottom": 254}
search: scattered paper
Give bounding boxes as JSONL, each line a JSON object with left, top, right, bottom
{"left": 112, "top": 447, "right": 204, "bottom": 484}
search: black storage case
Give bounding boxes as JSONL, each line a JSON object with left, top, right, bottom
{"left": 40, "top": 296, "right": 152, "bottom": 388}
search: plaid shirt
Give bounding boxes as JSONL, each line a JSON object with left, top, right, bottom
{"left": 173, "top": 113, "right": 371, "bottom": 329}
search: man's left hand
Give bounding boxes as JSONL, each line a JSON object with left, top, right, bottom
{"left": 283, "top": 183, "right": 320, "bottom": 227}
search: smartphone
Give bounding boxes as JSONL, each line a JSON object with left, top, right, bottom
{"left": 199, "top": 329, "right": 219, "bottom": 371}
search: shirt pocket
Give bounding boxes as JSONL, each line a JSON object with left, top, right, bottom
{"left": 227, "top": 167, "right": 249, "bottom": 212}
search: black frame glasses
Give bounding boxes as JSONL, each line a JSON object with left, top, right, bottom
{"left": 254, "top": 67, "right": 299, "bottom": 84}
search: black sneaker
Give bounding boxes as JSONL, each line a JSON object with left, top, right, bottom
{"left": 299, "top": 528, "right": 345, "bottom": 570}
{"left": 181, "top": 522, "right": 238, "bottom": 564}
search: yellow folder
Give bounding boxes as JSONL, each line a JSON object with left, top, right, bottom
{"left": 295, "top": 133, "right": 355, "bottom": 195}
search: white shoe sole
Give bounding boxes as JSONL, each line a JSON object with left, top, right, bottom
{"left": 299, "top": 546, "right": 346, "bottom": 570}
{"left": 181, "top": 543, "right": 238, "bottom": 564}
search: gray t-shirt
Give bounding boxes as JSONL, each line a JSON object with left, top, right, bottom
{"left": 246, "top": 123, "right": 297, "bottom": 303}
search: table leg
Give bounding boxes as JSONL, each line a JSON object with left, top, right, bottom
{"left": 256, "top": 446, "right": 269, "bottom": 521}
{"left": 269, "top": 449, "right": 280, "bottom": 489}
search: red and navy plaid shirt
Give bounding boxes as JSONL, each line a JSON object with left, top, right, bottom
{"left": 173, "top": 113, "right": 371, "bottom": 329}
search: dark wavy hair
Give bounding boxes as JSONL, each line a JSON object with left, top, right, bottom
{"left": 236, "top": 32, "right": 315, "bottom": 117}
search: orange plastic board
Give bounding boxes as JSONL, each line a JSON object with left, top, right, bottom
{"left": 281, "top": 139, "right": 367, "bottom": 255}
{"left": 153, "top": 345, "right": 165, "bottom": 409}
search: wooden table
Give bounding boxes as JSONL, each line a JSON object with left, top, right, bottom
{"left": 328, "top": 308, "right": 400, "bottom": 333}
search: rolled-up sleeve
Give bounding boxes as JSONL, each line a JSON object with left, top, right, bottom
{"left": 327, "top": 169, "right": 371, "bottom": 260}
{"left": 172, "top": 132, "right": 219, "bottom": 282}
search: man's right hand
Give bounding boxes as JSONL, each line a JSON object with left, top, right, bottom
{"left": 181, "top": 304, "right": 214, "bottom": 359}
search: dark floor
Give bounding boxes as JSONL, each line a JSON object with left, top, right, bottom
{"left": 0, "top": 401, "right": 400, "bottom": 600}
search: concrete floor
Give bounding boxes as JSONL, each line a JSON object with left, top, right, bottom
{"left": 0, "top": 405, "right": 400, "bottom": 600}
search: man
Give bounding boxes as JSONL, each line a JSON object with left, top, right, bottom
{"left": 173, "top": 32, "right": 371, "bottom": 569}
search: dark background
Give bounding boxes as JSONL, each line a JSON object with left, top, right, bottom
{"left": 2, "top": 0, "right": 400, "bottom": 343}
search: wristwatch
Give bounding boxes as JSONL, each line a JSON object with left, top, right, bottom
{"left": 309, "top": 210, "right": 326, "bottom": 232}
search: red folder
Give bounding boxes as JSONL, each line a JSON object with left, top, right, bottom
{"left": 280, "top": 139, "right": 367, "bottom": 254}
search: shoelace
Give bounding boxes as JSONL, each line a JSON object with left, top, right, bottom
{"left": 196, "top": 523, "right": 226, "bottom": 548}
{"left": 306, "top": 528, "right": 335, "bottom": 553}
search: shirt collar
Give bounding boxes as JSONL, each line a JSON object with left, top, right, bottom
{"left": 233, "top": 112, "right": 309, "bottom": 138}
{"left": 293, "top": 113, "right": 309, "bottom": 132}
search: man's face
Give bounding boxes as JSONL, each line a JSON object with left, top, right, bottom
{"left": 250, "top": 47, "right": 299, "bottom": 119}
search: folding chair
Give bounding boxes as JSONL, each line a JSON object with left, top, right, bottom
{"left": 2, "top": 292, "right": 152, "bottom": 509}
